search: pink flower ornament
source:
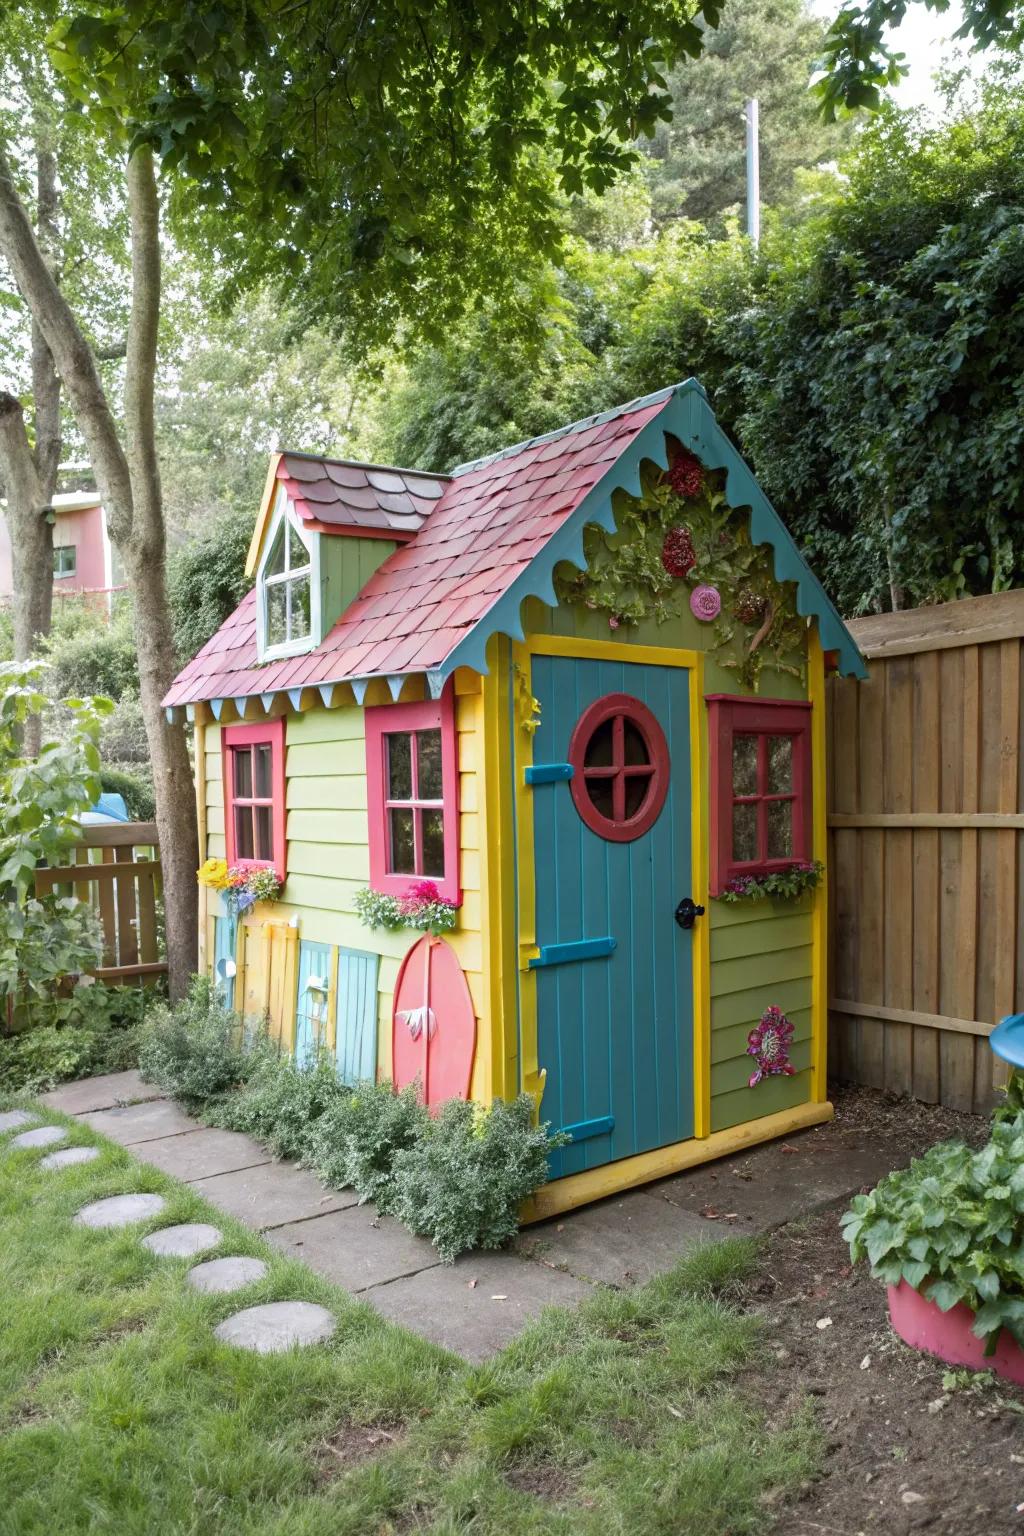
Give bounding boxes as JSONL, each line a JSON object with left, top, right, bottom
{"left": 747, "top": 1005, "right": 796, "bottom": 1088}
{"left": 689, "top": 583, "right": 721, "bottom": 622}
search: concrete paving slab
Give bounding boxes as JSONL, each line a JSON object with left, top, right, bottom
{"left": 9, "top": 1125, "right": 68, "bottom": 1151}
{"left": 191, "top": 1161, "right": 356, "bottom": 1229}
{"left": 214, "top": 1300, "right": 336, "bottom": 1354}
{"left": 136, "top": 1128, "right": 271, "bottom": 1182}
{"left": 142, "top": 1222, "right": 223, "bottom": 1258}
{"left": 366, "top": 1251, "right": 593, "bottom": 1362}
{"left": 0, "top": 1109, "right": 38, "bottom": 1134}
{"left": 81, "top": 1099, "right": 199, "bottom": 1145}
{"left": 41, "top": 1070, "right": 163, "bottom": 1116}
{"left": 75, "top": 1193, "right": 167, "bottom": 1229}
{"left": 188, "top": 1256, "right": 269, "bottom": 1294}
{"left": 517, "top": 1189, "right": 725, "bottom": 1287}
{"left": 40, "top": 1146, "right": 101, "bottom": 1171}
{"left": 266, "top": 1203, "right": 442, "bottom": 1292}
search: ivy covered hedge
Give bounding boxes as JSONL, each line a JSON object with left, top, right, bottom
{"left": 138, "top": 978, "right": 565, "bottom": 1261}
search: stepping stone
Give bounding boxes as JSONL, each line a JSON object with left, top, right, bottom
{"left": 40, "top": 1146, "right": 101, "bottom": 1171}
{"left": 142, "top": 1223, "right": 222, "bottom": 1258}
{"left": 214, "top": 1300, "right": 335, "bottom": 1354}
{"left": 187, "top": 1256, "right": 269, "bottom": 1295}
{"left": 74, "top": 1193, "right": 167, "bottom": 1230}
{"left": 10, "top": 1125, "right": 68, "bottom": 1151}
{"left": 0, "top": 1109, "right": 38, "bottom": 1135}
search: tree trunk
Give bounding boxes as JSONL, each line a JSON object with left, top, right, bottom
{"left": 0, "top": 392, "right": 52, "bottom": 677}
{"left": 0, "top": 139, "right": 198, "bottom": 996}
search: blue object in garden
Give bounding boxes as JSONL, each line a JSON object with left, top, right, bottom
{"left": 988, "top": 1014, "right": 1024, "bottom": 1070}
{"left": 81, "top": 792, "right": 130, "bottom": 824}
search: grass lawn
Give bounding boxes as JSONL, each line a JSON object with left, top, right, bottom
{"left": 0, "top": 1098, "right": 820, "bottom": 1535}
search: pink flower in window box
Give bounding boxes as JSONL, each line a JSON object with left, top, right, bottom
{"left": 746, "top": 1005, "right": 796, "bottom": 1087}
{"left": 689, "top": 583, "right": 721, "bottom": 622}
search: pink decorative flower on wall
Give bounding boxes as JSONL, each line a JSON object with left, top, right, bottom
{"left": 689, "top": 583, "right": 721, "bottom": 622}
{"left": 747, "top": 1005, "right": 796, "bottom": 1087}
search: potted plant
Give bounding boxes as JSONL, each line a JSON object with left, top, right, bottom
{"left": 842, "top": 1112, "right": 1024, "bottom": 1385}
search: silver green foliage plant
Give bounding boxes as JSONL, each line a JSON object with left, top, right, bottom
{"left": 354, "top": 884, "right": 458, "bottom": 935}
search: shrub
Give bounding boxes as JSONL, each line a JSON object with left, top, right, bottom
{"left": 138, "top": 975, "right": 261, "bottom": 1109}
{"left": 42, "top": 602, "right": 139, "bottom": 701}
{"left": 212, "top": 1051, "right": 348, "bottom": 1160}
{"left": 0, "top": 983, "right": 148, "bottom": 1093}
{"left": 843, "top": 1111, "right": 1024, "bottom": 1350}
{"left": 388, "top": 1095, "right": 567, "bottom": 1262}
{"left": 307, "top": 1079, "right": 430, "bottom": 1208}
{"left": 98, "top": 766, "right": 156, "bottom": 822}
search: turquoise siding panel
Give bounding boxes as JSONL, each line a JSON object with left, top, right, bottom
{"left": 529, "top": 655, "right": 695, "bottom": 1179}
{"left": 296, "top": 940, "right": 332, "bottom": 1065}
{"left": 336, "top": 947, "right": 380, "bottom": 1086}
{"left": 213, "top": 910, "right": 238, "bottom": 1009}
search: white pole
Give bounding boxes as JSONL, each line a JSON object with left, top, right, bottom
{"left": 745, "top": 97, "right": 760, "bottom": 247}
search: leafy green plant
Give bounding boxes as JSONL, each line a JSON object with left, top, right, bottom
{"left": 0, "top": 983, "right": 148, "bottom": 1092}
{"left": 354, "top": 884, "right": 458, "bottom": 935}
{"left": 388, "top": 1095, "right": 569, "bottom": 1262}
{"left": 842, "top": 1114, "right": 1024, "bottom": 1351}
{"left": 138, "top": 975, "right": 263, "bottom": 1109}
{"left": 307, "top": 1080, "right": 430, "bottom": 1208}
{"left": 212, "top": 1051, "right": 348, "bottom": 1160}
{"left": 719, "top": 861, "right": 823, "bottom": 903}
{"left": 992, "top": 1070, "right": 1024, "bottom": 1127}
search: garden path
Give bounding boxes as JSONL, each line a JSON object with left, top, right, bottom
{"left": 41, "top": 1071, "right": 919, "bottom": 1361}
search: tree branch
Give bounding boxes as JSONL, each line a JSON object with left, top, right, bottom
{"left": 124, "top": 146, "right": 162, "bottom": 562}
{"left": 93, "top": 340, "right": 128, "bottom": 360}
{"left": 0, "top": 138, "right": 133, "bottom": 544}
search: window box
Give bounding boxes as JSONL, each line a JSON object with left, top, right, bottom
{"left": 706, "top": 694, "right": 812, "bottom": 897}
{"left": 365, "top": 687, "right": 460, "bottom": 905}
{"left": 222, "top": 718, "right": 287, "bottom": 882}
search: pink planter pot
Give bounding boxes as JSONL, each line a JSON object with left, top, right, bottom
{"left": 887, "top": 1281, "right": 1024, "bottom": 1386}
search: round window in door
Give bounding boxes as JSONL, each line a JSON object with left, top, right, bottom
{"left": 568, "top": 693, "right": 670, "bottom": 842}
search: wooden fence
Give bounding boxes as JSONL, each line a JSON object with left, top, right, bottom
{"left": 826, "top": 590, "right": 1024, "bottom": 1114}
{"left": 35, "top": 821, "right": 166, "bottom": 986}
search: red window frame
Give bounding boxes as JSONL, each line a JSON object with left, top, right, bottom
{"left": 365, "top": 685, "right": 461, "bottom": 905}
{"left": 568, "top": 693, "right": 670, "bottom": 843}
{"left": 707, "top": 694, "right": 812, "bottom": 896}
{"left": 222, "top": 718, "right": 287, "bottom": 881}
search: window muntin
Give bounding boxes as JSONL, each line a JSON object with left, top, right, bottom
{"left": 707, "top": 695, "right": 812, "bottom": 895}
{"left": 53, "top": 545, "right": 76, "bottom": 578}
{"left": 365, "top": 689, "right": 460, "bottom": 905}
{"left": 223, "top": 720, "right": 286, "bottom": 880}
{"left": 568, "top": 693, "right": 670, "bottom": 843}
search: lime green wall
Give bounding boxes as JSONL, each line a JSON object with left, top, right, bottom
{"left": 319, "top": 534, "right": 398, "bottom": 635}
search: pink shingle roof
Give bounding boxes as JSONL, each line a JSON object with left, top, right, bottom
{"left": 164, "top": 393, "right": 668, "bottom": 708}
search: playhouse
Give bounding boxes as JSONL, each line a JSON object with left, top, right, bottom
{"left": 164, "top": 379, "right": 865, "bottom": 1218}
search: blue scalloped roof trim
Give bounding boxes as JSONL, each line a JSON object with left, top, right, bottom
{"left": 438, "top": 378, "right": 867, "bottom": 681}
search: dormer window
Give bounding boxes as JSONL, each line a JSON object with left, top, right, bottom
{"left": 256, "top": 487, "right": 321, "bottom": 661}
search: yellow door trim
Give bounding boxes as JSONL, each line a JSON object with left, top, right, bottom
{"left": 526, "top": 633, "right": 699, "bottom": 670}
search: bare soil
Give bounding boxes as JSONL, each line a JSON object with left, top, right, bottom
{"left": 751, "top": 1085, "right": 1024, "bottom": 1535}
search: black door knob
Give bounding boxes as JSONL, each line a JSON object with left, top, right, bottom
{"left": 674, "top": 897, "right": 705, "bottom": 930}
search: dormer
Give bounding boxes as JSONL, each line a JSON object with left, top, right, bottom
{"left": 247, "top": 453, "right": 450, "bottom": 665}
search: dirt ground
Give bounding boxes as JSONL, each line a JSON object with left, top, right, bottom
{"left": 750, "top": 1085, "right": 1024, "bottom": 1535}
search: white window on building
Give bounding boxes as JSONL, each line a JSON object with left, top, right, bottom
{"left": 257, "top": 488, "right": 320, "bottom": 660}
{"left": 53, "top": 545, "right": 77, "bottom": 578}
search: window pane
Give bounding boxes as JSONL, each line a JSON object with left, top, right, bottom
{"left": 387, "top": 733, "right": 412, "bottom": 800}
{"left": 624, "top": 775, "right": 651, "bottom": 819}
{"left": 254, "top": 743, "right": 273, "bottom": 798}
{"left": 732, "top": 734, "right": 758, "bottom": 797}
{"left": 254, "top": 805, "right": 274, "bottom": 861}
{"left": 266, "top": 526, "right": 286, "bottom": 577}
{"left": 417, "top": 729, "right": 443, "bottom": 799}
{"left": 266, "top": 582, "right": 288, "bottom": 646}
{"left": 389, "top": 808, "right": 415, "bottom": 872}
{"left": 290, "top": 575, "right": 312, "bottom": 639}
{"left": 287, "top": 522, "right": 307, "bottom": 570}
{"left": 767, "top": 800, "right": 794, "bottom": 859}
{"left": 233, "top": 747, "right": 253, "bottom": 798}
{"left": 421, "top": 809, "right": 445, "bottom": 876}
{"left": 235, "top": 805, "right": 255, "bottom": 859}
{"left": 732, "top": 801, "right": 759, "bottom": 863}
{"left": 585, "top": 719, "right": 614, "bottom": 768}
{"left": 623, "top": 720, "right": 650, "bottom": 766}
{"left": 767, "top": 735, "right": 793, "bottom": 794}
{"left": 585, "top": 778, "right": 615, "bottom": 818}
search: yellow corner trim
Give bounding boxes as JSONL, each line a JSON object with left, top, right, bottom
{"left": 526, "top": 633, "right": 699, "bottom": 670}
{"left": 689, "top": 652, "right": 711, "bottom": 1138}
{"left": 244, "top": 452, "right": 283, "bottom": 579}
{"left": 522, "top": 1100, "right": 835, "bottom": 1223}
{"left": 808, "top": 631, "right": 829, "bottom": 1102}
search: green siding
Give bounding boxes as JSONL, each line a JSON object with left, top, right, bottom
{"left": 319, "top": 534, "right": 397, "bottom": 636}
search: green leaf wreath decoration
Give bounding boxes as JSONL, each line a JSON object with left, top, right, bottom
{"left": 554, "top": 450, "right": 807, "bottom": 689}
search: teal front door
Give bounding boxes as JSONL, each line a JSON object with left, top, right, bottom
{"left": 526, "top": 653, "right": 695, "bottom": 1179}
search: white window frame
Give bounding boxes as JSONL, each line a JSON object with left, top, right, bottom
{"left": 256, "top": 486, "right": 321, "bottom": 662}
{"left": 53, "top": 544, "right": 77, "bottom": 579}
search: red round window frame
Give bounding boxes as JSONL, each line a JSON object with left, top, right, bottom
{"left": 568, "top": 693, "right": 670, "bottom": 843}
